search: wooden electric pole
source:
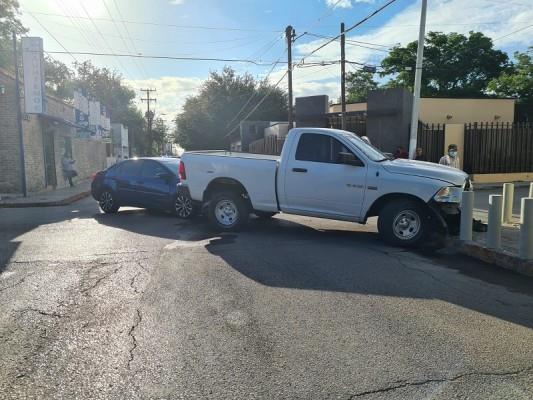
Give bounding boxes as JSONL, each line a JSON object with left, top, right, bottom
{"left": 340, "top": 22, "right": 346, "bottom": 131}
{"left": 140, "top": 88, "right": 156, "bottom": 156}
{"left": 285, "top": 25, "right": 295, "bottom": 128}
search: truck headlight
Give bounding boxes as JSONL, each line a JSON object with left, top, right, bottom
{"left": 434, "top": 186, "right": 463, "bottom": 203}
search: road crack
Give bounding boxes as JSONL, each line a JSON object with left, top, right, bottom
{"left": 127, "top": 309, "right": 142, "bottom": 369}
{"left": 81, "top": 264, "right": 124, "bottom": 295}
{"left": 17, "top": 308, "right": 68, "bottom": 318}
{"left": 348, "top": 365, "right": 533, "bottom": 398}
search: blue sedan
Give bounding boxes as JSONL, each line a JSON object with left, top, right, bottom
{"left": 91, "top": 157, "right": 193, "bottom": 218}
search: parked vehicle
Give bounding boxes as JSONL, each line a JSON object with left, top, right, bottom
{"left": 178, "top": 128, "right": 472, "bottom": 246}
{"left": 91, "top": 157, "right": 194, "bottom": 218}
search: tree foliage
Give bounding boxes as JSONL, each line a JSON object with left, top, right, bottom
{"left": 380, "top": 31, "right": 509, "bottom": 97}
{"left": 345, "top": 70, "right": 378, "bottom": 103}
{"left": 0, "top": 0, "right": 26, "bottom": 71}
{"left": 175, "top": 67, "right": 287, "bottom": 150}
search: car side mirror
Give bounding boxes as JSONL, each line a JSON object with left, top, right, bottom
{"left": 338, "top": 152, "right": 364, "bottom": 167}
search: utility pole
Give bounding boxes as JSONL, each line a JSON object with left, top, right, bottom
{"left": 340, "top": 22, "right": 346, "bottom": 131}
{"left": 13, "top": 31, "right": 27, "bottom": 197}
{"left": 285, "top": 25, "right": 295, "bottom": 128}
{"left": 140, "top": 88, "right": 156, "bottom": 156}
{"left": 408, "top": 0, "right": 427, "bottom": 159}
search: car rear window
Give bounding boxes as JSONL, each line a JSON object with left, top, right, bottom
{"left": 159, "top": 158, "right": 180, "bottom": 175}
{"left": 118, "top": 160, "right": 143, "bottom": 176}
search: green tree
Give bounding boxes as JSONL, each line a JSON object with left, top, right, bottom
{"left": 152, "top": 118, "right": 169, "bottom": 155}
{"left": 488, "top": 48, "right": 533, "bottom": 121}
{"left": 44, "top": 56, "right": 74, "bottom": 99}
{"left": 175, "top": 66, "right": 287, "bottom": 150}
{"left": 345, "top": 70, "right": 378, "bottom": 103}
{"left": 380, "top": 31, "right": 509, "bottom": 97}
{"left": 0, "top": 0, "right": 27, "bottom": 71}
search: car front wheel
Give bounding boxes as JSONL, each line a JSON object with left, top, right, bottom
{"left": 99, "top": 190, "right": 120, "bottom": 214}
{"left": 377, "top": 200, "right": 427, "bottom": 247}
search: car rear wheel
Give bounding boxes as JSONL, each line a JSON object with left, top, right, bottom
{"left": 175, "top": 193, "right": 194, "bottom": 219}
{"left": 377, "top": 200, "right": 427, "bottom": 247}
{"left": 208, "top": 191, "right": 248, "bottom": 231}
{"left": 99, "top": 190, "right": 120, "bottom": 214}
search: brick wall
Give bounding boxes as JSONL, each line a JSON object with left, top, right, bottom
{"left": 0, "top": 72, "right": 22, "bottom": 193}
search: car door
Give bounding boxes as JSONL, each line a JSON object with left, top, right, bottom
{"left": 138, "top": 160, "right": 173, "bottom": 209}
{"left": 283, "top": 132, "right": 368, "bottom": 219}
{"left": 115, "top": 160, "right": 144, "bottom": 206}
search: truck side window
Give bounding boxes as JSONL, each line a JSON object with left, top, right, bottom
{"left": 295, "top": 133, "right": 355, "bottom": 164}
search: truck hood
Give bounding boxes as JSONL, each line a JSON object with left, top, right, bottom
{"left": 382, "top": 159, "right": 468, "bottom": 186}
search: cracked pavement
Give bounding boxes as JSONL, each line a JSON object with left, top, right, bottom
{"left": 1, "top": 199, "right": 532, "bottom": 399}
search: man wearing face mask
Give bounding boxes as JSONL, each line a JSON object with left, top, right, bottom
{"left": 439, "top": 144, "right": 461, "bottom": 169}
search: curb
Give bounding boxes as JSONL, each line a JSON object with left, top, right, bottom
{"left": 0, "top": 191, "right": 90, "bottom": 208}
{"left": 458, "top": 241, "right": 533, "bottom": 278}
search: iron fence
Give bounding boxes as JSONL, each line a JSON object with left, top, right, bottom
{"left": 328, "top": 115, "right": 367, "bottom": 137}
{"left": 248, "top": 136, "right": 285, "bottom": 155}
{"left": 416, "top": 122, "right": 445, "bottom": 163}
{"left": 464, "top": 122, "right": 533, "bottom": 174}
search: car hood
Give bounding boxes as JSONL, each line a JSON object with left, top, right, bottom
{"left": 382, "top": 159, "right": 468, "bottom": 186}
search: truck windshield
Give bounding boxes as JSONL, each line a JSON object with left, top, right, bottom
{"left": 338, "top": 132, "right": 388, "bottom": 162}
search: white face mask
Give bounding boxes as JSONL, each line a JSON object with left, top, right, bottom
{"left": 449, "top": 151, "right": 457, "bottom": 158}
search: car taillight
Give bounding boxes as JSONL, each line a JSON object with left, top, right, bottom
{"left": 91, "top": 172, "right": 98, "bottom": 181}
{"left": 179, "top": 160, "right": 186, "bottom": 180}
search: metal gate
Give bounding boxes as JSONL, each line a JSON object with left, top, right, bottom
{"left": 43, "top": 131, "right": 57, "bottom": 187}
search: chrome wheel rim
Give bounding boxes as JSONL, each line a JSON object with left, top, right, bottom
{"left": 215, "top": 199, "right": 238, "bottom": 226}
{"left": 175, "top": 194, "right": 193, "bottom": 218}
{"left": 392, "top": 210, "right": 420, "bottom": 240}
{"left": 99, "top": 192, "right": 113, "bottom": 211}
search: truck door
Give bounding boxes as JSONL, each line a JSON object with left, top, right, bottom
{"left": 283, "top": 132, "right": 367, "bottom": 219}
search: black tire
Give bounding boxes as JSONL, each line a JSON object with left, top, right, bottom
{"left": 174, "top": 193, "right": 195, "bottom": 219}
{"left": 207, "top": 191, "right": 249, "bottom": 231}
{"left": 99, "top": 189, "right": 120, "bottom": 214}
{"left": 255, "top": 211, "right": 276, "bottom": 219}
{"left": 377, "top": 199, "right": 427, "bottom": 247}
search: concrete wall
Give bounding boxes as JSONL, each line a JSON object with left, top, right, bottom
{"left": 329, "top": 103, "right": 367, "bottom": 113}
{"left": 264, "top": 123, "right": 289, "bottom": 138}
{"left": 419, "top": 98, "right": 515, "bottom": 124}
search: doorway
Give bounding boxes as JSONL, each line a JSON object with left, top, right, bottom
{"left": 43, "top": 131, "right": 57, "bottom": 187}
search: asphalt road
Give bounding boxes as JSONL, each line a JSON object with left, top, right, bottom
{"left": 1, "top": 198, "right": 532, "bottom": 399}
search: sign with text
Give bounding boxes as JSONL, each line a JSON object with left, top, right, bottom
{"left": 21, "top": 37, "right": 46, "bottom": 114}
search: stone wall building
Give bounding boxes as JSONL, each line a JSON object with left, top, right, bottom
{"left": 0, "top": 68, "right": 107, "bottom": 194}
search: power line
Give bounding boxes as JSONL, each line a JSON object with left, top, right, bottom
{"left": 26, "top": 11, "right": 78, "bottom": 63}
{"left": 305, "top": 32, "right": 391, "bottom": 53}
{"left": 43, "top": 50, "right": 290, "bottom": 65}
{"left": 296, "top": 0, "right": 398, "bottom": 66}
{"left": 23, "top": 10, "right": 283, "bottom": 33}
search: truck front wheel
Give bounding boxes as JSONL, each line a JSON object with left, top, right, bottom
{"left": 377, "top": 200, "right": 427, "bottom": 247}
{"left": 208, "top": 191, "right": 249, "bottom": 231}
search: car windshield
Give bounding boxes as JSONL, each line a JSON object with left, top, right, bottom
{"left": 158, "top": 157, "right": 180, "bottom": 175}
{"left": 337, "top": 131, "right": 388, "bottom": 162}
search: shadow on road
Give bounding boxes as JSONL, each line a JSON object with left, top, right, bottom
{"left": 197, "top": 216, "right": 533, "bottom": 329}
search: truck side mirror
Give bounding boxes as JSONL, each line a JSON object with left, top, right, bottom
{"left": 338, "top": 152, "right": 364, "bottom": 167}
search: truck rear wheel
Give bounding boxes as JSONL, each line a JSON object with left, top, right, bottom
{"left": 377, "top": 200, "right": 427, "bottom": 247}
{"left": 208, "top": 191, "right": 249, "bottom": 231}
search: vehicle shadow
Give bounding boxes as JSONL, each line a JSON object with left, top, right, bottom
{"left": 200, "top": 216, "right": 533, "bottom": 330}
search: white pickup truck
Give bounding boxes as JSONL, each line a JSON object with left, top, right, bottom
{"left": 177, "top": 128, "right": 472, "bottom": 246}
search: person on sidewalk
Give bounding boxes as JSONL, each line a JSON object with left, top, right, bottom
{"left": 394, "top": 146, "right": 409, "bottom": 159}
{"left": 439, "top": 144, "right": 461, "bottom": 169}
{"left": 61, "top": 153, "right": 77, "bottom": 187}
{"left": 415, "top": 147, "right": 427, "bottom": 161}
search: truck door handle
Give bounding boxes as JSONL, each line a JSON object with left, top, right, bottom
{"left": 292, "top": 168, "right": 307, "bottom": 173}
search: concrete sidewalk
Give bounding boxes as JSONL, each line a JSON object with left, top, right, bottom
{"left": 0, "top": 179, "right": 91, "bottom": 208}
{"left": 459, "top": 209, "right": 533, "bottom": 277}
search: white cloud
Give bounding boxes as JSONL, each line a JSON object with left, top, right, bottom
{"left": 169, "top": 0, "right": 185, "bottom": 5}
{"left": 125, "top": 76, "right": 203, "bottom": 124}
{"left": 294, "top": 0, "right": 533, "bottom": 102}
{"left": 326, "top": 0, "right": 374, "bottom": 8}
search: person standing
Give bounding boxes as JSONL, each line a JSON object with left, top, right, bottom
{"left": 61, "top": 153, "right": 77, "bottom": 187}
{"left": 394, "top": 146, "right": 409, "bottom": 159}
{"left": 439, "top": 144, "right": 461, "bottom": 169}
{"left": 415, "top": 147, "right": 427, "bottom": 161}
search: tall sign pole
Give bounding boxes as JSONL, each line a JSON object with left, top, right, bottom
{"left": 340, "top": 22, "right": 346, "bottom": 131}
{"left": 140, "top": 88, "right": 156, "bottom": 155}
{"left": 13, "top": 32, "right": 27, "bottom": 197}
{"left": 408, "top": 0, "right": 427, "bottom": 159}
{"left": 285, "top": 26, "right": 294, "bottom": 128}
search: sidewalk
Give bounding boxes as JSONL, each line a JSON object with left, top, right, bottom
{"left": 459, "top": 209, "right": 533, "bottom": 277}
{"left": 0, "top": 179, "right": 91, "bottom": 208}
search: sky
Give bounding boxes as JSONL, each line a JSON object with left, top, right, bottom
{"left": 17, "top": 0, "right": 533, "bottom": 126}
